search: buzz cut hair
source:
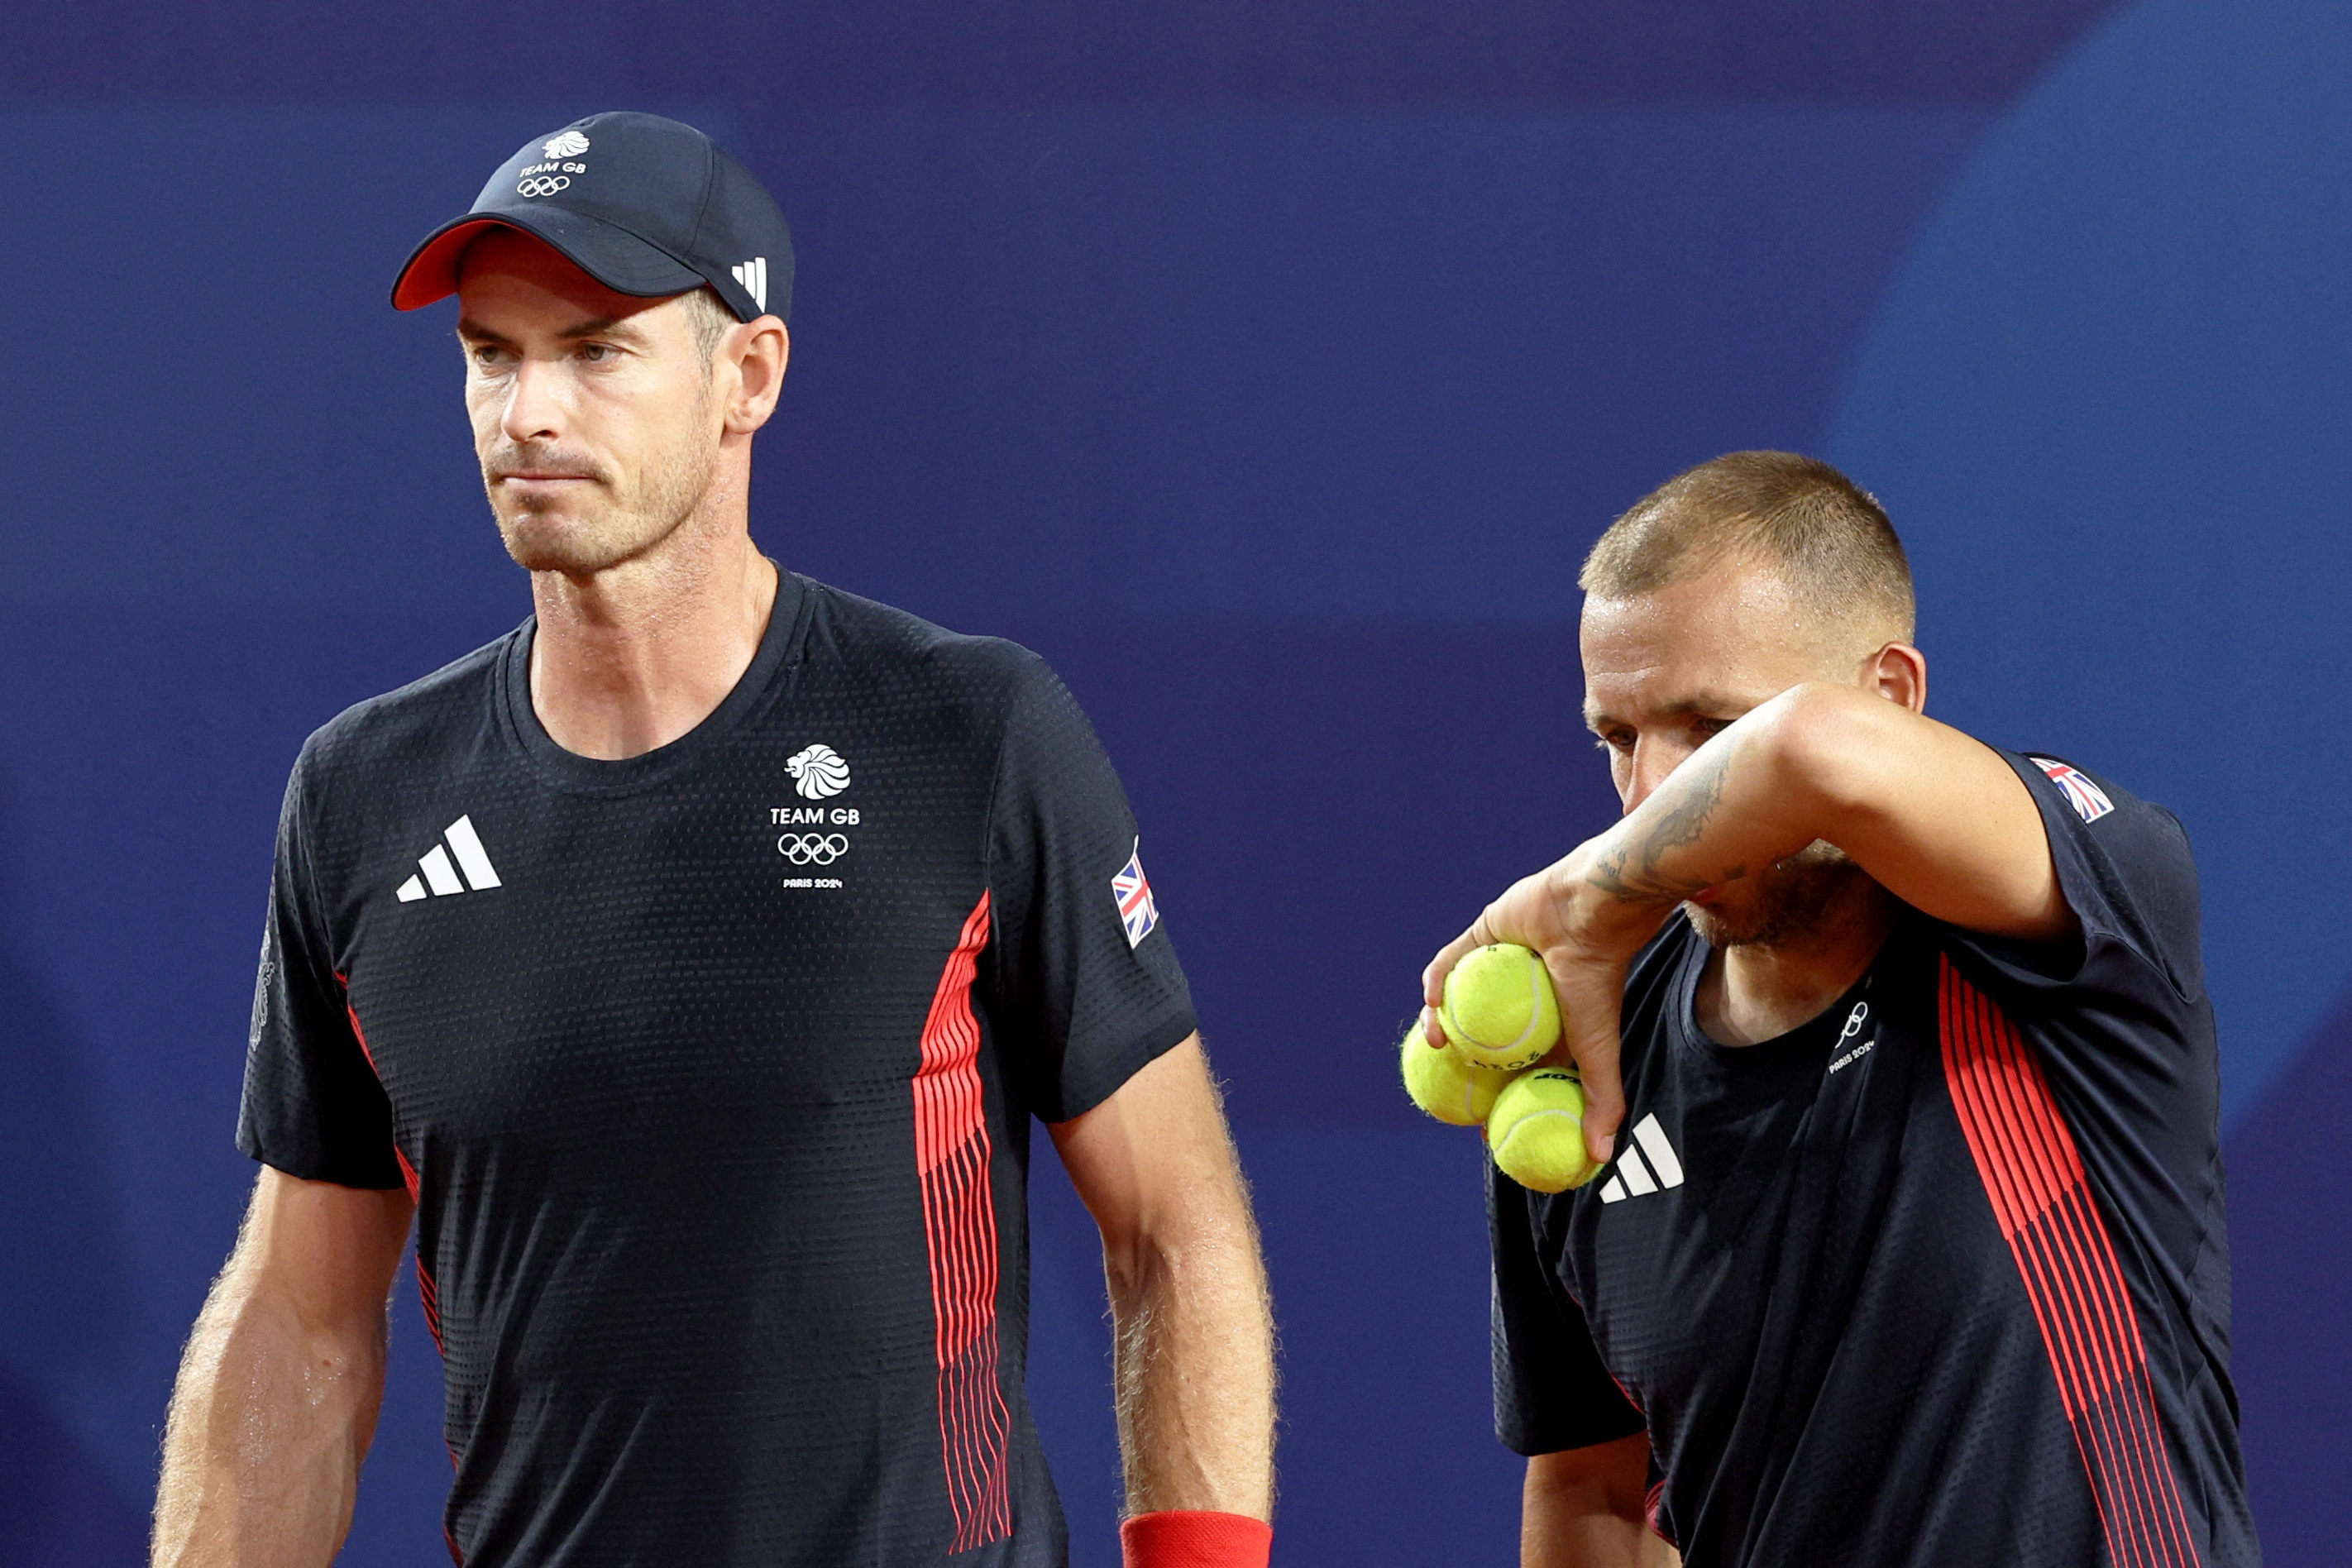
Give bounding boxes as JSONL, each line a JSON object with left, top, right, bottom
{"left": 1580, "top": 451, "right": 1916, "bottom": 641}
{"left": 678, "top": 284, "right": 738, "bottom": 364}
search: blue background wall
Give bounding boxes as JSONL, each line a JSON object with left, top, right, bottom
{"left": 1, "top": 1, "right": 2343, "bottom": 1562}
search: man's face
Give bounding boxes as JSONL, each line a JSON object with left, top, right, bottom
{"left": 455, "top": 229, "right": 724, "bottom": 574}
{"left": 1580, "top": 556, "right": 1873, "bottom": 948}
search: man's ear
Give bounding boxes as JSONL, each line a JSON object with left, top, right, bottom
{"left": 1866, "top": 642, "right": 1929, "bottom": 715}
{"left": 722, "top": 318, "right": 789, "bottom": 435}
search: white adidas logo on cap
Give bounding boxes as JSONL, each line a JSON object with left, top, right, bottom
{"left": 395, "top": 815, "right": 503, "bottom": 902}
{"left": 730, "top": 256, "right": 768, "bottom": 312}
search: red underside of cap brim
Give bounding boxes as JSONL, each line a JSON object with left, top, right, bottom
{"left": 389, "top": 209, "right": 707, "bottom": 311}
{"left": 390, "top": 218, "right": 506, "bottom": 310}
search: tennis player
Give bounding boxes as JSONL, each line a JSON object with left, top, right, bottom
{"left": 152, "top": 112, "right": 1274, "bottom": 1568}
{"left": 1424, "top": 452, "right": 2256, "bottom": 1566}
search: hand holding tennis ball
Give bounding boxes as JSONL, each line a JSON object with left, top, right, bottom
{"left": 1438, "top": 943, "right": 1561, "bottom": 1070}
{"left": 1425, "top": 896, "right": 1630, "bottom": 1169}
{"left": 1487, "top": 1068, "right": 1599, "bottom": 1192}
{"left": 1398, "top": 1021, "right": 1515, "bottom": 1126}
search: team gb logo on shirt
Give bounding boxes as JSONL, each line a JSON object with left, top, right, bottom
{"left": 786, "top": 743, "right": 852, "bottom": 800}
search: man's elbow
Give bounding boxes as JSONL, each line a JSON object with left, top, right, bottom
{"left": 1757, "top": 683, "right": 1905, "bottom": 825}
{"left": 1111, "top": 1196, "right": 1260, "bottom": 1293}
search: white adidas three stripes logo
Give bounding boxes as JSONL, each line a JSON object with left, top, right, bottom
{"left": 1598, "top": 1113, "right": 1685, "bottom": 1204}
{"left": 395, "top": 815, "right": 502, "bottom": 902}
{"left": 729, "top": 257, "right": 768, "bottom": 312}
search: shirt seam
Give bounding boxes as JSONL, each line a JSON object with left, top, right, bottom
{"left": 975, "top": 661, "right": 1026, "bottom": 1006}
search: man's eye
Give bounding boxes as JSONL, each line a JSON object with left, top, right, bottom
{"left": 469, "top": 345, "right": 505, "bottom": 368}
{"left": 579, "top": 343, "right": 613, "bottom": 362}
{"left": 1595, "top": 732, "right": 1636, "bottom": 754}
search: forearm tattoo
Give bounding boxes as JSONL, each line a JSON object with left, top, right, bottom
{"left": 1589, "top": 747, "right": 1745, "bottom": 906}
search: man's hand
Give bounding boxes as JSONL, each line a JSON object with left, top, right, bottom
{"left": 1422, "top": 735, "right": 1747, "bottom": 1165}
{"left": 1049, "top": 1035, "right": 1275, "bottom": 1524}
{"left": 1422, "top": 859, "right": 1660, "bottom": 1167}
{"left": 1423, "top": 682, "right": 2068, "bottom": 1166}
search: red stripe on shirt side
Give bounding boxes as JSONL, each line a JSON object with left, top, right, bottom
{"left": 1967, "top": 981, "right": 2193, "bottom": 1568}
{"left": 338, "top": 988, "right": 444, "bottom": 1379}
{"left": 1937, "top": 955, "right": 2203, "bottom": 1568}
{"left": 1948, "top": 970, "right": 2163, "bottom": 1568}
{"left": 913, "top": 893, "right": 1013, "bottom": 1551}
{"left": 1644, "top": 1479, "right": 1676, "bottom": 1550}
{"left": 337, "top": 986, "right": 418, "bottom": 1203}
{"left": 1937, "top": 976, "right": 2134, "bottom": 1559}
{"left": 415, "top": 1255, "right": 445, "bottom": 1355}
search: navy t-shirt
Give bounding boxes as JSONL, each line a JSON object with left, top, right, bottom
{"left": 238, "top": 572, "right": 1198, "bottom": 1567}
{"left": 1491, "top": 750, "right": 2259, "bottom": 1566}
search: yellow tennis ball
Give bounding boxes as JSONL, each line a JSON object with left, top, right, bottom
{"left": 1440, "top": 944, "right": 1561, "bottom": 1070}
{"left": 1398, "top": 1021, "right": 1515, "bottom": 1127}
{"left": 1487, "top": 1068, "right": 1597, "bottom": 1193}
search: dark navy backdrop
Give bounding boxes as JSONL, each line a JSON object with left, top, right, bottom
{"left": 2, "top": 2, "right": 2343, "bottom": 1562}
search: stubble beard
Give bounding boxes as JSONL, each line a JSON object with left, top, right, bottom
{"left": 1684, "top": 840, "right": 1879, "bottom": 950}
{"left": 485, "top": 396, "right": 719, "bottom": 576}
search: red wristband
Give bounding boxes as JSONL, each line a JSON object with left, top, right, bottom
{"left": 1120, "top": 1509, "right": 1273, "bottom": 1568}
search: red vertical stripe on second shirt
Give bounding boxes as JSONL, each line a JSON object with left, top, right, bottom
{"left": 1938, "top": 954, "right": 2203, "bottom": 1568}
{"left": 913, "top": 892, "right": 1013, "bottom": 1552}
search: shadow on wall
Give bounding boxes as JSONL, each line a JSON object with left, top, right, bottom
{"left": 0, "top": 774, "right": 146, "bottom": 1564}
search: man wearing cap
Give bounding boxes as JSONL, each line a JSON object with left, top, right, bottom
{"left": 151, "top": 113, "right": 1276, "bottom": 1568}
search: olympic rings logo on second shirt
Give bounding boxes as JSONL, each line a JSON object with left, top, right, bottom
{"left": 777, "top": 833, "right": 849, "bottom": 867}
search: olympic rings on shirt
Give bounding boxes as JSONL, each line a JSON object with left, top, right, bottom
{"left": 777, "top": 833, "right": 850, "bottom": 866}
{"left": 516, "top": 175, "right": 571, "bottom": 198}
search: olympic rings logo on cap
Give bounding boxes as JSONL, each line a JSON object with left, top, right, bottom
{"left": 777, "top": 833, "right": 849, "bottom": 866}
{"left": 516, "top": 175, "right": 571, "bottom": 198}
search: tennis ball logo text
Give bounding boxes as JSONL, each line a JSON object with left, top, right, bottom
{"left": 771, "top": 806, "right": 859, "bottom": 826}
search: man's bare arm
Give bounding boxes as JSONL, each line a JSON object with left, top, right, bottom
{"left": 153, "top": 1167, "right": 416, "bottom": 1567}
{"left": 1049, "top": 1035, "right": 1275, "bottom": 1522}
{"left": 1523, "top": 1439, "right": 1679, "bottom": 1568}
{"left": 1576, "top": 683, "right": 2067, "bottom": 939}
{"left": 1425, "top": 681, "right": 2068, "bottom": 1160}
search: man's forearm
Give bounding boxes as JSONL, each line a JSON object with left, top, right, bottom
{"left": 1523, "top": 1442, "right": 1680, "bottom": 1568}
{"left": 152, "top": 1268, "right": 386, "bottom": 1567}
{"left": 1105, "top": 1202, "right": 1276, "bottom": 1518}
{"left": 1571, "top": 694, "right": 1824, "bottom": 932}
{"left": 1568, "top": 682, "right": 2066, "bottom": 944}
{"left": 1523, "top": 1495, "right": 1680, "bottom": 1568}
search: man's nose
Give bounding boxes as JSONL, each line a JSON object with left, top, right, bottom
{"left": 501, "top": 358, "right": 566, "bottom": 444}
{"left": 1623, "top": 743, "right": 1689, "bottom": 815}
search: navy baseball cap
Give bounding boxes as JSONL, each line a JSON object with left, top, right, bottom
{"left": 390, "top": 112, "right": 793, "bottom": 324}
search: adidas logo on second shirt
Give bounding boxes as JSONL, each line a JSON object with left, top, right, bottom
{"left": 396, "top": 815, "right": 503, "bottom": 902}
{"left": 1597, "top": 1113, "right": 1685, "bottom": 1204}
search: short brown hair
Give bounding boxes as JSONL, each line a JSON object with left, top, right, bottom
{"left": 1580, "top": 451, "right": 1915, "bottom": 640}
{"left": 678, "top": 284, "right": 737, "bottom": 362}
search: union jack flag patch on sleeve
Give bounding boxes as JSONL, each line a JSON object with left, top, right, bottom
{"left": 1111, "top": 839, "right": 1159, "bottom": 949}
{"left": 2029, "top": 757, "right": 2115, "bottom": 824}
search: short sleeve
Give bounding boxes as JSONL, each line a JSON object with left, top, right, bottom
{"left": 234, "top": 760, "right": 404, "bottom": 1189}
{"left": 1955, "top": 750, "right": 2206, "bottom": 1008}
{"left": 1490, "top": 1163, "right": 1646, "bottom": 1456}
{"left": 984, "top": 657, "right": 1198, "bottom": 1123}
